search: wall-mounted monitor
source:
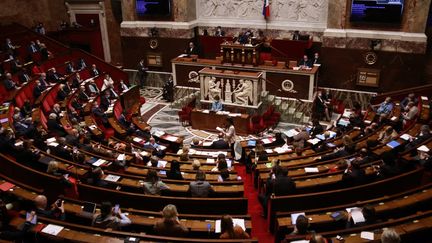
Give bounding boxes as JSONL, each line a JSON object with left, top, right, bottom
{"left": 350, "top": 0, "right": 404, "bottom": 24}
{"left": 136, "top": 0, "right": 171, "bottom": 17}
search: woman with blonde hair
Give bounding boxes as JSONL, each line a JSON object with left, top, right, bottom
{"left": 47, "top": 161, "right": 61, "bottom": 176}
{"left": 154, "top": 204, "right": 188, "bottom": 236}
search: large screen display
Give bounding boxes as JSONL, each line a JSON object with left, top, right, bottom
{"left": 350, "top": 0, "right": 404, "bottom": 24}
{"left": 136, "top": 0, "right": 171, "bottom": 17}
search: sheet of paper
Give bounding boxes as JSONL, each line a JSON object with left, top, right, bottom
{"left": 284, "top": 129, "right": 299, "bottom": 138}
{"left": 417, "top": 145, "right": 430, "bottom": 152}
{"left": 291, "top": 213, "right": 305, "bottom": 225}
{"left": 46, "top": 137, "right": 56, "bottom": 143}
{"left": 93, "top": 159, "right": 106, "bottom": 167}
{"left": 400, "top": 134, "right": 411, "bottom": 141}
{"left": 41, "top": 224, "right": 64, "bottom": 236}
{"left": 232, "top": 218, "right": 245, "bottom": 230}
{"left": 14, "top": 141, "right": 23, "bottom": 146}
{"left": 307, "top": 138, "right": 321, "bottom": 145}
{"left": 157, "top": 160, "right": 167, "bottom": 168}
{"left": 262, "top": 138, "right": 273, "bottom": 144}
{"left": 159, "top": 145, "right": 167, "bottom": 151}
{"left": 202, "top": 109, "right": 210, "bottom": 114}
{"left": 421, "top": 96, "right": 428, "bottom": 101}
{"left": 360, "top": 231, "right": 374, "bottom": 240}
{"left": 304, "top": 167, "right": 319, "bottom": 173}
{"left": 206, "top": 158, "right": 215, "bottom": 163}
{"left": 104, "top": 174, "right": 121, "bottom": 182}
{"left": 351, "top": 210, "right": 366, "bottom": 224}
{"left": 153, "top": 130, "right": 165, "bottom": 137}
{"left": 140, "top": 151, "right": 149, "bottom": 157}
{"left": 165, "top": 135, "right": 178, "bottom": 142}
{"left": 117, "top": 154, "right": 125, "bottom": 161}
{"left": 265, "top": 149, "right": 274, "bottom": 153}
{"left": 133, "top": 137, "right": 143, "bottom": 143}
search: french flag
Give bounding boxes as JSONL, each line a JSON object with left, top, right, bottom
{"left": 262, "top": 0, "right": 270, "bottom": 19}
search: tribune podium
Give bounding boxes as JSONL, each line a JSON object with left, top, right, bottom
{"left": 220, "top": 41, "right": 261, "bottom": 66}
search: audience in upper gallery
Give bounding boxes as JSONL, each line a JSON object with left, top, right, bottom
{"left": 188, "top": 170, "right": 214, "bottom": 197}
{"left": 259, "top": 166, "right": 295, "bottom": 218}
{"left": 380, "top": 228, "right": 401, "bottom": 243}
{"left": 167, "top": 160, "right": 183, "bottom": 180}
{"left": 47, "top": 67, "right": 65, "bottom": 83}
{"left": 342, "top": 160, "right": 366, "bottom": 185}
{"left": 376, "top": 97, "right": 394, "bottom": 115}
{"left": 143, "top": 169, "right": 169, "bottom": 195}
{"left": 153, "top": 204, "right": 188, "bottom": 237}
{"left": 219, "top": 215, "right": 250, "bottom": 239}
{"left": 77, "top": 58, "right": 87, "bottom": 70}
{"left": 34, "top": 194, "right": 65, "bottom": 220}
{"left": 3, "top": 73, "right": 18, "bottom": 90}
{"left": 93, "top": 201, "right": 131, "bottom": 230}
{"left": 13, "top": 114, "right": 34, "bottom": 138}
{"left": 90, "top": 64, "right": 101, "bottom": 77}
{"left": 46, "top": 113, "right": 66, "bottom": 137}
{"left": 377, "top": 126, "right": 398, "bottom": 144}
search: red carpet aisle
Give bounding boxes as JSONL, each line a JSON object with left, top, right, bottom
{"left": 234, "top": 164, "right": 274, "bottom": 242}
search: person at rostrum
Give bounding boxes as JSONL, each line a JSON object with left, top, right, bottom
{"left": 211, "top": 95, "right": 223, "bottom": 112}
{"left": 93, "top": 201, "right": 131, "bottom": 230}
{"left": 153, "top": 204, "right": 188, "bottom": 237}
{"left": 219, "top": 215, "right": 250, "bottom": 239}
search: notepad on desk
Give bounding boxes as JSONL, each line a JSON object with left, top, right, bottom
{"left": 117, "top": 154, "right": 125, "bottom": 161}
{"left": 304, "top": 167, "right": 319, "bottom": 173}
{"left": 360, "top": 231, "right": 374, "bottom": 240}
{"left": 307, "top": 138, "right": 321, "bottom": 145}
{"left": 215, "top": 218, "right": 245, "bottom": 233}
{"left": 400, "top": 134, "right": 412, "bottom": 141}
{"left": 157, "top": 160, "right": 167, "bottom": 168}
{"left": 417, "top": 145, "right": 430, "bottom": 153}
{"left": 104, "top": 174, "right": 121, "bottom": 182}
{"left": 206, "top": 158, "right": 215, "bottom": 163}
{"left": 41, "top": 224, "right": 64, "bottom": 236}
{"left": 133, "top": 137, "right": 143, "bottom": 143}
{"left": 92, "top": 159, "right": 106, "bottom": 167}
{"left": 284, "top": 129, "right": 299, "bottom": 138}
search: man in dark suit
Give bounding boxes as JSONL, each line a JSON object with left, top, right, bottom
{"left": 77, "top": 58, "right": 87, "bottom": 70}
{"left": 185, "top": 42, "right": 199, "bottom": 56}
{"left": 38, "top": 72, "right": 49, "bottom": 90}
{"left": 13, "top": 115, "right": 35, "bottom": 137}
{"left": 342, "top": 161, "right": 366, "bottom": 185}
{"left": 311, "top": 52, "right": 321, "bottom": 65}
{"left": 47, "top": 68, "right": 65, "bottom": 83}
{"left": 137, "top": 59, "right": 148, "bottom": 88}
{"left": 92, "top": 103, "right": 108, "bottom": 125}
{"left": 90, "top": 64, "right": 101, "bottom": 77}
{"left": 33, "top": 80, "right": 44, "bottom": 99}
{"left": 71, "top": 73, "right": 81, "bottom": 88}
{"left": 57, "top": 84, "right": 68, "bottom": 101}
{"left": 214, "top": 26, "right": 225, "bottom": 37}
{"left": 3, "top": 73, "right": 18, "bottom": 90}
{"left": 118, "top": 80, "right": 129, "bottom": 93}
{"left": 51, "top": 137, "right": 73, "bottom": 161}
{"left": 298, "top": 55, "right": 311, "bottom": 68}
{"left": 28, "top": 41, "right": 39, "bottom": 54}
{"left": 99, "top": 92, "right": 111, "bottom": 111}
{"left": 65, "top": 62, "right": 75, "bottom": 74}
{"left": 47, "top": 113, "right": 66, "bottom": 136}
{"left": 211, "top": 133, "right": 229, "bottom": 149}
{"left": 78, "top": 86, "right": 90, "bottom": 102}
{"left": 19, "top": 68, "right": 31, "bottom": 83}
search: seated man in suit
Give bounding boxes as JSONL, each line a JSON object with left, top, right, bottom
{"left": 376, "top": 97, "right": 394, "bottom": 115}
{"left": 47, "top": 113, "right": 66, "bottom": 136}
{"left": 47, "top": 67, "right": 65, "bottom": 83}
{"left": 99, "top": 91, "right": 111, "bottom": 112}
{"left": 298, "top": 55, "right": 312, "bottom": 68}
{"left": 57, "top": 84, "right": 68, "bottom": 101}
{"left": 90, "top": 64, "right": 101, "bottom": 77}
{"left": 93, "top": 201, "right": 131, "bottom": 230}
{"left": 13, "top": 114, "right": 35, "bottom": 137}
{"left": 51, "top": 137, "right": 73, "bottom": 161}
{"left": 65, "top": 61, "right": 75, "bottom": 74}
{"left": 34, "top": 195, "right": 65, "bottom": 220}
{"left": 77, "top": 58, "right": 87, "bottom": 70}
{"left": 87, "top": 80, "right": 100, "bottom": 95}
{"left": 118, "top": 80, "right": 129, "bottom": 93}
{"left": 38, "top": 72, "right": 49, "bottom": 90}
{"left": 3, "top": 73, "right": 18, "bottom": 90}
{"left": 33, "top": 80, "right": 44, "bottom": 99}
{"left": 211, "top": 133, "right": 229, "bottom": 149}
{"left": 185, "top": 41, "right": 199, "bottom": 56}
{"left": 311, "top": 52, "right": 321, "bottom": 65}
{"left": 187, "top": 170, "right": 214, "bottom": 197}
{"left": 71, "top": 73, "right": 81, "bottom": 88}
{"left": 91, "top": 103, "right": 109, "bottom": 125}
{"left": 78, "top": 86, "right": 90, "bottom": 102}
{"left": 18, "top": 68, "right": 32, "bottom": 83}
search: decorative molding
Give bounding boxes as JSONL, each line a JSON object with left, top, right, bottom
{"left": 323, "top": 29, "right": 427, "bottom": 43}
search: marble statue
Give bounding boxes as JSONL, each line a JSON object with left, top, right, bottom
{"left": 233, "top": 79, "right": 252, "bottom": 105}
{"left": 208, "top": 77, "right": 221, "bottom": 101}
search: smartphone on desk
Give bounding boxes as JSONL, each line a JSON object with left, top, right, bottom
{"left": 26, "top": 212, "right": 37, "bottom": 225}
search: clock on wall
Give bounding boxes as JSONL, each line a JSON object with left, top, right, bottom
{"left": 149, "top": 39, "right": 159, "bottom": 50}
{"left": 364, "top": 51, "right": 378, "bottom": 65}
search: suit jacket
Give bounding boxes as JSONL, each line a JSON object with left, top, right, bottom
{"left": 273, "top": 176, "right": 296, "bottom": 196}
{"left": 211, "top": 139, "right": 229, "bottom": 149}
{"left": 188, "top": 181, "right": 213, "bottom": 197}
{"left": 51, "top": 144, "right": 72, "bottom": 161}
{"left": 78, "top": 91, "right": 89, "bottom": 102}
{"left": 311, "top": 57, "right": 321, "bottom": 65}
{"left": 19, "top": 72, "right": 31, "bottom": 83}
{"left": 99, "top": 96, "right": 110, "bottom": 111}
{"left": 33, "top": 85, "right": 44, "bottom": 99}
{"left": 57, "top": 89, "right": 67, "bottom": 101}
{"left": 90, "top": 68, "right": 100, "bottom": 77}
{"left": 3, "top": 79, "right": 16, "bottom": 90}
{"left": 298, "top": 59, "right": 312, "bottom": 67}
{"left": 92, "top": 107, "right": 108, "bottom": 124}
{"left": 47, "top": 72, "right": 63, "bottom": 83}
{"left": 47, "top": 119, "right": 66, "bottom": 136}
